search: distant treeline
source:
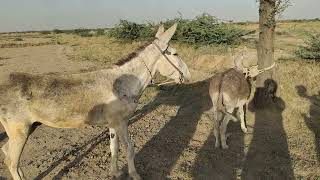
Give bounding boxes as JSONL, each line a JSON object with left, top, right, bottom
{"left": 1, "top": 17, "right": 319, "bottom": 35}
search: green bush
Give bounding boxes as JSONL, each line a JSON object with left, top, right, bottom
{"left": 73, "top": 29, "right": 93, "bottom": 37}
{"left": 96, "top": 28, "right": 105, "bottom": 36}
{"left": 14, "top": 38, "right": 23, "bottom": 41}
{"left": 53, "top": 29, "right": 63, "bottom": 34}
{"left": 296, "top": 33, "right": 320, "bottom": 60}
{"left": 108, "top": 20, "right": 155, "bottom": 40}
{"left": 108, "top": 14, "right": 248, "bottom": 45}
{"left": 40, "top": 31, "right": 51, "bottom": 35}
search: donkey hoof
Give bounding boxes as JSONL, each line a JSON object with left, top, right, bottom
{"left": 215, "top": 141, "right": 220, "bottom": 148}
{"left": 18, "top": 168, "right": 26, "bottom": 180}
{"left": 111, "top": 170, "right": 123, "bottom": 179}
{"left": 222, "top": 144, "right": 229, "bottom": 150}
{"left": 226, "top": 133, "right": 232, "bottom": 138}
{"left": 242, "top": 127, "right": 248, "bottom": 133}
{"left": 129, "top": 171, "right": 141, "bottom": 180}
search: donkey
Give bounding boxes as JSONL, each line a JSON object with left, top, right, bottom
{"left": 209, "top": 54, "right": 255, "bottom": 149}
{"left": 0, "top": 23, "right": 191, "bottom": 180}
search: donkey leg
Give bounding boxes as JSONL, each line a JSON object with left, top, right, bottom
{"left": 238, "top": 105, "right": 248, "bottom": 133}
{"left": 213, "top": 109, "right": 220, "bottom": 148}
{"left": 116, "top": 123, "right": 141, "bottom": 180}
{"left": 2, "top": 141, "right": 8, "bottom": 156}
{"left": 220, "top": 108, "right": 234, "bottom": 149}
{"left": 5, "top": 122, "right": 30, "bottom": 180}
{"left": 109, "top": 128, "right": 122, "bottom": 178}
{"left": 220, "top": 115, "right": 230, "bottom": 149}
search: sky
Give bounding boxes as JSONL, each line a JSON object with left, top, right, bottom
{"left": 0, "top": 0, "right": 319, "bottom": 32}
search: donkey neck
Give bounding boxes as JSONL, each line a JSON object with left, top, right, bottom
{"left": 116, "top": 44, "right": 162, "bottom": 98}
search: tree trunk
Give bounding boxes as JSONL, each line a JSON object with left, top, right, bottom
{"left": 253, "top": 0, "right": 278, "bottom": 108}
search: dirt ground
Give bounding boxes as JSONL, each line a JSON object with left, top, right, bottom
{"left": 0, "top": 24, "right": 320, "bottom": 180}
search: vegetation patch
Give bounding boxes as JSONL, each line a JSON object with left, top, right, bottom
{"left": 0, "top": 41, "right": 55, "bottom": 48}
{"left": 108, "top": 14, "right": 250, "bottom": 46}
{"left": 295, "top": 33, "right": 320, "bottom": 60}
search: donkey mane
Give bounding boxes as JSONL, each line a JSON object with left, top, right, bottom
{"left": 115, "top": 41, "right": 153, "bottom": 66}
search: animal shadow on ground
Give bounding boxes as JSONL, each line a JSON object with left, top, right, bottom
{"left": 131, "top": 78, "right": 248, "bottom": 179}
{"left": 191, "top": 123, "right": 244, "bottom": 180}
{"left": 34, "top": 74, "right": 141, "bottom": 179}
{"left": 296, "top": 85, "right": 320, "bottom": 163}
{"left": 35, "top": 129, "right": 109, "bottom": 180}
{"left": 241, "top": 79, "right": 294, "bottom": 179}
{"left": 129, "top": 79, "right": 213, "bottom": 179}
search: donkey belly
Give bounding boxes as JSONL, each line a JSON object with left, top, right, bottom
{"left": 31, "top": 106, "right": 94, "bottom": 129}
{"left": 30, "top": 98, "right": 137, "bottom": 129}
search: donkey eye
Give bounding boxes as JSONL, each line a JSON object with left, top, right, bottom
{"left": 165, "top": 50, "right": 171, "bottom": 55}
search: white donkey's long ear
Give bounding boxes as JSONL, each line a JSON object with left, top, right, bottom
{"left": 155, "top": 24, "right": 165, "bottom": 38}
{"left": 159, "top": 23, "right": 177, "bottom": 44}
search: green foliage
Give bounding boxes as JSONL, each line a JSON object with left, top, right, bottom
{"left": 40, "top": 31, "right": 51, "bottom": 35}
{"left": 14, "top": 37, "right": 23, "bottom": 41}
{"left": 296, "top": 33, "right": 320, "bottom": 60}
{"left": 108, "top": 20, "right": 155, "bottom": 40}
{"left": 73, "top": 29, "right": 93, "bottom": 37}
{"left": 96, "top": 28, "right": 105, "bottom": 36}
{"left": 108, "top": 14, "right": 248, "bottom": 45}
{"left": 53, "top": 29, "right": 63, "bottom": 34}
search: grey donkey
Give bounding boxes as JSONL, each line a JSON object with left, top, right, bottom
{"left": 0, "top": 23, "right": 191, "bottom": 180}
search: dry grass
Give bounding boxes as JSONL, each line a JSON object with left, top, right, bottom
{"left": 1, "top": 20, "right": 319, "bottom": 179}
{"left": 56, "top": 34, "right": 149, "bottom": 67}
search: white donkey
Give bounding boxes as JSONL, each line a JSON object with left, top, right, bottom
{"left": 0, "top": 24, "right": 191, "bottom": 180}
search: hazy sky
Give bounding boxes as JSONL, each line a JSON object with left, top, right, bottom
{"left": 0, "top": 0, "right": 319, "bottom": 32}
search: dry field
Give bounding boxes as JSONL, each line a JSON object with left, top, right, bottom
{"left": 0, "top": 21, "right": 320, "bottom": 179}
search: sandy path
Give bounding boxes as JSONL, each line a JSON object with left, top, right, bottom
{"left": 0, "top": 45, "right": 95, "bottom": 83}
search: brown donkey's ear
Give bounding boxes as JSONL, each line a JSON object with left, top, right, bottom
{"left": 234, "top": 54, "right": 245, "bottom": 71}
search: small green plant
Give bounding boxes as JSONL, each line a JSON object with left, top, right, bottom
{"left": 96, "top": 28, "right": 106, "bottom": 36}
{"left": 40, "top": 31, "right": 51, "bottom": 35}
{"left": 296, "top": 33, "right": 320, "bottom": 60}
{"left": 14, "top": 37, "right": 23, "bottom": 41}
{"left": 73, "top": 29, "right": 93, "bottom": 37}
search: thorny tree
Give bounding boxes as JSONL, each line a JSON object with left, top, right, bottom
{"left": 253, "top": 0, "right": 290, "bottom": 108}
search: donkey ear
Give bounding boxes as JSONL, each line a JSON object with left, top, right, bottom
{"left": 234, "top": 54, "right": 244, "bottom": 71}
{"left": 155, "top": 24, "right": 165, "bottom": 38}
{"left": 159, "top": 23, "right": 178, "bottom": 44}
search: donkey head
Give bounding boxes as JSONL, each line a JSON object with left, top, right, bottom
{"left": 233, "top": 47, "right": 261, "bottom": 78}
{"left": 153, "top": 24, "right": 191, "bottom": 83}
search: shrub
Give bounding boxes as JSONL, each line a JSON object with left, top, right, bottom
{"left": 296, "top": 33, "right": 320, "bottom": 60}
{"left": 108, "top": 20, "right": 155, "bottom": 40}
{"left": 14, "top": 38, "right": 23, "bottom": 41}
{"left": 53, "top": 29, "right": 63, "bottom": 34}
{"left": 108, "top": 14, "right": 248, "bottom": 45}
{"left": 40, "top": 31, "right": 51, "bottom": 35}
{"left": 73, "top": 29, "right": 93, "bottom": 37}
{"left": 96, "top": 28, "right": 105, "bottom": 36}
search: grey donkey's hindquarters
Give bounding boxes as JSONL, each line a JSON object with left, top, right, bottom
{"left": 209, "top": 69, "right": 251, "bottom": 149}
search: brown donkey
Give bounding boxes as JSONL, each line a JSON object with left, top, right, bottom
{"left": 209, "top": 54, "right": 255, "bottom": 149}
